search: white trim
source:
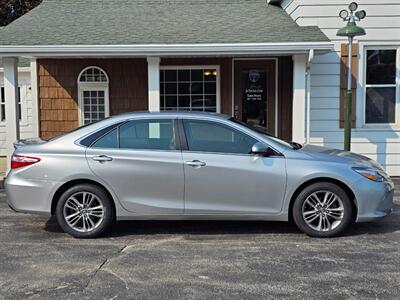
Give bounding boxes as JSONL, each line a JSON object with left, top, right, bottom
{"left": 0, "top": 42, "right": 334, "bottom": 57}
{"left": 147, "top": 57, "right": 161, "bottom": 112}
{"left": 232, "top": 58, "right": 279, "bottom": 136}
{"left": 360, "top": 45, "right": 400, "bottom": 129}
{"left": 77, "top": 66, "right": 110, "bottom": 125}
{"left": 3, "top": 57, "right": 20, "bottom": 169}
{"left": 306, "top": 49, "right": 314, "bottom": 144}
{"left": 30, "top": 58, "right": 39, "bottom": 136}
{"left": 292, "top": 54, "right": 307, "bottom": 144}
{"left": 159, "top": 65, "right": 221, "bottom": 114}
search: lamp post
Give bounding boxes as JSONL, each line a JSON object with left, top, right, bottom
{"left": 337, "top": 2, "right": 366, "bottom": 151}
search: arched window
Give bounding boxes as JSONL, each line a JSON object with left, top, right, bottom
{"left": 78, "top": 66, "right": 110, "bottom": 125}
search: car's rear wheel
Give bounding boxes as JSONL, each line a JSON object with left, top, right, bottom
{"left": 292, "top": 182, "right": 353, "bottom": 237}
{"left": 56, "top": 184, "right": 114, "bottom": 238}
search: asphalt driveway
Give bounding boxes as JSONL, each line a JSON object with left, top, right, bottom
{"left": 0, "top": 187, "right": 399, "bottom": 299}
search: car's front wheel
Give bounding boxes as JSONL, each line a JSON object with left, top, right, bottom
{"left": 55, "top": 184, "right": 114, "bottom": 238}
{"left": 292, "top": 182, "right": 353, "bottom": 237}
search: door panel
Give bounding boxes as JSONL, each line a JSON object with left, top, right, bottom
{"left": 181, "top": 118, "right": 286, "bottom": 215}
{"left": 87, "top": 149, "right": 184, "bottom": 214}
{"left": 86, "top": 118, "right": 184, "bottom": 214}
{"left": 183, "top": 152, "right": 286, "bottom": 214}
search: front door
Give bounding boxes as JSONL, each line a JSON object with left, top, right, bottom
{"left": 234, "top": 60, "right": 276, "bottom": 135}
{"left": 181, "top": 118, "right": 286, "bottom": 215}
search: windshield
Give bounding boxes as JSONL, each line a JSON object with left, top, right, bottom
{"left": 229, "top": 118, "right": 301, "bottom": 149}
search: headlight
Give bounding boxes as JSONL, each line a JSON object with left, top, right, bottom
{"left": 353, "top": 167, "right": 384, "bottom": 182}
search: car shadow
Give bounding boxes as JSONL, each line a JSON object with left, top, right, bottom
{"left": 43, "top": 205, "right": 400, "bottom": 238}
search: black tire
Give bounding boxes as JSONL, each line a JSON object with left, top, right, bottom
{"left": 55, "top": 184, "right": 115, "bottom": 238}
{"left": 292, "top": 182, "right": 353, "bottom": 238}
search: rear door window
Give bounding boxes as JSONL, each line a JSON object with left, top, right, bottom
{"left": 91, "top": 119, "right": 176, "bottom": 151}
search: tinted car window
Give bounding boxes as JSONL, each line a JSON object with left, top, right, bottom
{"left": 91, "top": 119, "right": 176, "bottom": 150}
{"left": 92, "top": 128, "right": 119, "bottom": 148}
{"left": 119, "top": 119, "right": 176, "bottom": 150}
{"left": 183, "top": 120, "right": 257, "bottom": 154}
{"left": 80, "top": 122, "right": 122, "bottom": 147}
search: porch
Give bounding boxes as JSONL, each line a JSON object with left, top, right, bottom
{"left": 0, "top": 51, "right": 324, "bottom": 166}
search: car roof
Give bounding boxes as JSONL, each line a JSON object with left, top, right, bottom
{"left": 112, "top": 111, "right": 231, "bottom": 121}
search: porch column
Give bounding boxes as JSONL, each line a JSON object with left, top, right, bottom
{"left": 147, "top": 57, "right": 161, "bottom": 112}
{"left": 3, "top": 57, "right": 20, "bottom": 168}
{"left": 30, "top": 58, "right": 40, "bottom": 137}
{"left": 292, "top": 54, "right": 307, "bottom": 144}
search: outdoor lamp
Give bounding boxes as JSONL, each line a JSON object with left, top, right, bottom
{"left": 337, "top": 2, "right": 366, "bottom": 151}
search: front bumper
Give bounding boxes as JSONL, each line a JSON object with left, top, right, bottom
{"left": 353, "top": 177, "right": 395, "bottom": 222}
{"left": 5, "top": 172, "right": 59, "bottom": 216}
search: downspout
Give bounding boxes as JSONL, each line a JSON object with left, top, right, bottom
{"left": 305, "top": 49, "right": 314, "bottom": 144}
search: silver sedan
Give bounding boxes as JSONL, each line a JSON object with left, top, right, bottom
{"left": 5, "top": 112, "right": 394, "bottom": 238}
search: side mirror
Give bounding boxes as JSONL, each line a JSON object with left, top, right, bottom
{"left": 251, "top": 142, "right": 273, "bottom": 156}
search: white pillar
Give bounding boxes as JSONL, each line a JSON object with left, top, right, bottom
{"left": 292, "top": 54, "right": 307, "bottom": 144}
{"left": 147, "top": 57, "right": 161, "bottom": 112}
{"left": 3, "top": 57, "right": 20, "bottom": 168}
{"left": 30, "top": 58, "right": 40, "bottom": 137}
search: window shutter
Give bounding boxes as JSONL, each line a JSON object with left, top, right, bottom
{"left": 340, "top": 43, "right": 358, "bottom": 128}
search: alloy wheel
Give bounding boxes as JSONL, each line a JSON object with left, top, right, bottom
{"left": 302, "top": 191, "right": 345, "bottom": 232}
{"left": 63, "top": 192, "right": 104, "bottom": 233}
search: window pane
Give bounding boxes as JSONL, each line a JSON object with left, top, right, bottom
{"left": 165, "top": 70, "right": 177, "bottom": 82}
{"left": 366, "top": 87, "right": 396, "bottom": 123}
{"left": 204, "top": 69, "right": 217, "bottom": 82}
{"left": 82, "top": 89, "right": 106, "bottom": 124}
{"left": 366, "top": 50, "right": 396, "bottom": 85}
{"left": 178, "top": 82, "right": 190, "bottom": 94}
{"left": 191, "top": 69, "right": 203, "bottom": 81}
{"left": 92, "top": 128, "right": 119, "bottom": 148}
{"left": 119, "top": 119, "right": 175, "bottom": 150}
{"left": 79, "top": 67, "right": 108, "bottom": 83}
{"left": 178, "top": 70, "right": 190, "bottom": 81}
{"left": 160, "top": 68, "right": 217, "bottom": 113}
{"left": 183, "top": 120, "right": 257, "bottom": 154}
{"left": 1, "top": 87, "right": 4, "bottom": 103}
{"left": 165, "top": 83, "right": 177, "bottom": 94}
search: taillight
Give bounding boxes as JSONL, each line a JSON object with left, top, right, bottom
{"left": 11, "top": 155, "right": 41, "bottom": 169}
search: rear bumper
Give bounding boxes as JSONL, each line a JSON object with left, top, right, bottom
{"left": 353, "top": 178, "right": 395, "bottom": 222}
{"left": 5, "top": 173, "right": 58, "bottom": 216}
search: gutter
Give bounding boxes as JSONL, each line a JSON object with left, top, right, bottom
{"left": 0, "top": 42, "right": 333, "bottom": 57}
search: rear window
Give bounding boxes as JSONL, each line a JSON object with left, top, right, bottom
{"left": 79, "top": 122, "right": 123, "bottom": 147}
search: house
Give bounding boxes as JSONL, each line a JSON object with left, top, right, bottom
{"left": 0, "top": 0, "right": 399, "bottom": 176}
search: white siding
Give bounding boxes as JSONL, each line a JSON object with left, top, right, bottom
{"left": 0, "top": 70, "right": 35, "bottom": 156}
{"left": 283, "top": 0, "right": 400, "bottom": 175}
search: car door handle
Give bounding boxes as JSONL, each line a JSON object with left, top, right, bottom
{"left": 92, "top": 155, "right": 113, "bottom": 162}
{"left": 185, "top": 160, "right": 206, "bottom": 168}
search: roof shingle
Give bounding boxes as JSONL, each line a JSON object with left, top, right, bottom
{"left": 0, "top": 0, "right": 329, "bottom": 45}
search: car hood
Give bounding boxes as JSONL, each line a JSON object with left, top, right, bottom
{"left": 298, "top": 144, "right": 383, "bottom": 170}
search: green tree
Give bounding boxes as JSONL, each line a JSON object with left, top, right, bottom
{"left": 0, "top": 0, "right": 42, "bottom": 26}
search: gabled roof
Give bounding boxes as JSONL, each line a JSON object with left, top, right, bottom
{"left": 0, "top": 0, "right": 329, "bottom": 46}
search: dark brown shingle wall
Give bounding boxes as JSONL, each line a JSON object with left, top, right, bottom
{"left": 38, "top": 59, "right": 148, "bottom": 139}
